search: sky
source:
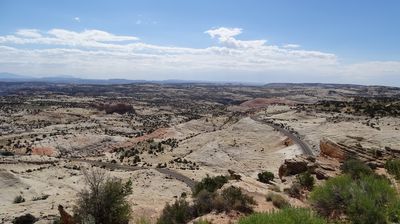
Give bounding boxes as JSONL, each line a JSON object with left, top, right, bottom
{"left": 0, "top": 0, "right": 399, "bottom": 85}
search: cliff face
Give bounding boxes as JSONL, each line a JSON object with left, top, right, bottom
{"left": 319, "top": 137, "right": 399, "bottom": 169}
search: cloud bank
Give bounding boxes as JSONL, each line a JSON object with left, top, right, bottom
{"left": 0, "top": 27, "right": 399, "bottom": 85}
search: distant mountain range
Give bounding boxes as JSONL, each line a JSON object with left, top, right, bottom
{"left": 0, "top": 72, "right": 150, "bottom": 84}
{"left": 0, "top": 72, "right": 397, "bottom": 88}
{"left": 0, "top": 72, "right": 264, "bottom": 85}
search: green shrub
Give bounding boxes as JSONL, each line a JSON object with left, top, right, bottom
{"left": 238, "top": 207, "right": 327, "bottom": 224}
{"left": 266, "top": 192, "right": 289, "bottom": 209}
{"left": 310, "top": 175, "right": 350, "bottom": 218}
{"left": 13, "top": 195, "right": 25, "bottom": 204}
{"left": 218, "top": 186, "right": 256, "bottom": 214}
{"left": 297, "top": 171, "right": 315, "bottom": 190}
{"left": 385, "top": 159, "right": 400, "bottom": 180}
{"left": 157, "top": 199, "right": 193, "bottom": 224}
{"left": 310, "top": 174, "right": 398, "bottom": 224}
{"left": 193, "top": 175, "right": 228, "bottom": 196}
{"left": 257, "top": 171, "right": 274, "bottom": 184}
{"left": 341, "top": 159, "right": 373, "bottom": 179}
{"left": 193, "top": 190, "right": 216, "bottom": 215}
{"left": 73, "top": 169, "right": 132, "bottom": 224}
{"left": 160, "top": 186, "right": 256, "bottom": 223}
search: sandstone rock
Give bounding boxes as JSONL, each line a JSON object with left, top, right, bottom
{"left": 319, "top": 138, "right": 347, "bottom": 160}
{"left": 314, "top": 168, "right": 330, "bottom": 180}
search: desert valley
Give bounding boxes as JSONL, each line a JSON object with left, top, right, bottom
{"left": 1, "top": 82, "right": 400, "bottom": 223}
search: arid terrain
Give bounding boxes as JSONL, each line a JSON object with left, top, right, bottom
{"left": 1, "top": 82, "right": 400, "bottom": 223}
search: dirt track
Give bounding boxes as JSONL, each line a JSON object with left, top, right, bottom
{"left": 70, "top": 158, "right": 197, "bottom": 189}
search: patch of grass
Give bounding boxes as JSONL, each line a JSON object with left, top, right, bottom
{"left": 238, "top": 208, "right": 327, "bottom": 224}
{"left": 266, "top": 192, "right": 289, "bottom": 209}
{"left": 134, "top": 217, "right": 151, "bottom": 224}
{"left": 385, "top": 159, "right": 400, "bottom": 180}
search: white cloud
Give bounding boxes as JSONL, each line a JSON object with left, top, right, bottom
{"left": 74, "top": 17, "right": 80, "bottom": 22}
{"left": 136, "top": 20, "right": 142, "bottom": 25}
{"left": 0, "top": 27, "right": 399, "bottom": 85}
{"left": 205, "top": 27, "right": 266, "bottom": 48}
{"left": 205, "top": 27, "right": 242, "bottom": 41}
{"left": 16, "top": 29, "right": 42, "bottom": 38}
{"left": 283, "top": 44, "right": 300, "bottom": 49}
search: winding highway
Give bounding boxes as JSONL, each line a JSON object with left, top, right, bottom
{"left": 70, "top": 158, "right": 197, "bottom": 189}
{"left": 250, "top": 115, "right": 313, "bottom": 156}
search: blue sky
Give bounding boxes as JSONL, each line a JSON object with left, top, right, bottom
{"left": 0, "top": 0, "right": 399, "bottom": 85}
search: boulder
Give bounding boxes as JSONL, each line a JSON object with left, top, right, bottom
{"left": 319, "top": 138, "right": 347, "bottom": 160}
{"left": 314, "top": 168, "right": 330, "bottom": 180}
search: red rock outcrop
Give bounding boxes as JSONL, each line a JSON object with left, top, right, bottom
{"left": 319, "top": 138, "right": 347, "bottom": 161}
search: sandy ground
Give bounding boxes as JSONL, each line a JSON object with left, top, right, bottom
{"left": 0, "top": 116, "right": 300, "bottom": 223}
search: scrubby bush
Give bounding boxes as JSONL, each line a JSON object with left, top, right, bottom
{"left": 73, "top": 169, "right": 132, "bottom": 224}
{"left": 218, "top": 186, "right": 256, "bottom": 213}
{"left": 193, "top": 175, "right": 228, "bottom": 196}
{"left": 385, "top": 159, "right": 400, "bottom": 180}
{"left": 257, "top": 171, "right": 274, "bottom": 184}
{"left": 157, "top": 199, "right": 193, "bottom": 224}
{"left": 159, "top": 186, "right": 256, "bottom": 223}
{"left": 285, "top": 182, "right": 302, "bottom": 199}
{"left": 297, "top": 171, "right": 315, "bottom": 190}
{"left": 311, "top": 174, "right": 399, "bottom": 224}
{"left": 13, "top": 195, "right": 25, "bottom": 204}
{"left": 193, "top": 190, "right": 216, "bottom": 215}
{"left": 238, "top": 208, "right": 327, "bottom": 224}
{"left": 341, "top": 159, "right": 373, "bottom": 179}
{"left": 12, "top": 213, "right": 37, "bottom": 224}
{"left": 266, "top": 192, "right": 289, "bottom": 209}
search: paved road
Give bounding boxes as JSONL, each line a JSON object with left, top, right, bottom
{"left": 250, "top": 116, "right": 314, "bottom": 156}
{"left": 70, "top": 158, "right": 196, "bottom": 189}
